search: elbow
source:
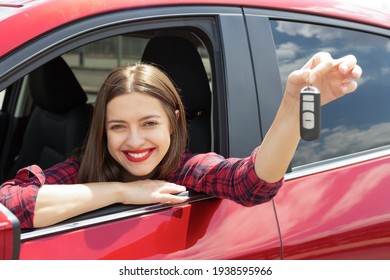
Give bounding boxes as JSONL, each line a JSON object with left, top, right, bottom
{"left": 0, "top": 184, "right": 40, "bottom": 229}
{"left": 236, "top": 178, "right": 284, "bottom": 206}
{"left": 237, "top": 193, "right": 275, "bottom": 207}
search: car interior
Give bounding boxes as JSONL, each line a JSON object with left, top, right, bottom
{"left": 6, "top": 56, "right": 94, "bottom": 180}
{"left": 141, "top": 35, "right": 212, "bottom": 153}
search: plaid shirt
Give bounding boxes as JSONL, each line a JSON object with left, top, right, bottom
{"left": 1, "top": 147, "right": 283, "bottom": 228}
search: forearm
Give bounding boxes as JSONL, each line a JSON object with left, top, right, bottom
{"left": 255, "top": 93, "right": 300, "bottom": 183}
{"left": 33, "top": 182, "right": 122, "bottom": 228}
{"left": 33, "top": 180, "right": 187, "bottom": 228}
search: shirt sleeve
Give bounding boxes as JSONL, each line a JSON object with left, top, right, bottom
{"left": 169, "top": 147, "right": 284, "bottom": 206}
{"left": 0, "top": 158, "right": 80, "bottom": 229}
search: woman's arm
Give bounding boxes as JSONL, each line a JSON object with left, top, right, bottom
{"left": 33, "top": 180, "right": 188, "bottom": 228}
{"left": 255, "top": 52, "right": 362, "bottom": 183}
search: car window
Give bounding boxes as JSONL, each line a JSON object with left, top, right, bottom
{"left": 62, "top": 36, "right": 149, "bottom": 103}
{"left": 1, "top": 26, "right": 215, "bottom": 183}
{"left": 271, "top": 20, "right": 390, "bottom": 168}
{"left": 63, "top": 34, "right": 212, "bottom": 104}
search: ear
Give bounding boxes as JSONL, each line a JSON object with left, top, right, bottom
{"left": 175, "top": 110, "right": 180, "bottom": 120}
{"left": 170, "top": 110, "right": 180, "bottom": 135}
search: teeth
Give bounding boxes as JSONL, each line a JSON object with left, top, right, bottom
{"left": 127, "top": 151, "right": 149, "bottom": 158}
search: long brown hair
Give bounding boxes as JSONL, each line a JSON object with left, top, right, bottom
{"left": 77, "top": 63, "right": 188, "bottom": 183}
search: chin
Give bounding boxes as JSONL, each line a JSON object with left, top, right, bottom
{"left": 128, "top": 167, "right": 157, "bottom": 178}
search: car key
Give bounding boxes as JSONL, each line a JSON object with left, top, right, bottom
{"left": 300, "top": 85, "right": 321, "bottom": 141}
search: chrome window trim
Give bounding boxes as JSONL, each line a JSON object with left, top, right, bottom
{"left": 286, "top": 145, "right": 390, "bottom": 181}
{"left": 21, "top": 192, "right": 213, "bottom": 241}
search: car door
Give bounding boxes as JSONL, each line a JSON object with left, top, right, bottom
{"left": 245, "top": 7, "right": 390, "bottom": 259}
{"left": 0, "top": 5, "right": 281, "bottom": 260}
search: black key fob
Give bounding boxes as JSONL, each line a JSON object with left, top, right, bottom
{"left": 300, "top": 86, "right": 321, "bottom": 141}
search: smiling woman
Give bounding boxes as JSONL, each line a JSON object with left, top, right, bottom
{"left": 0, "top": 52, "right": 361, "bottom": 229}
{"left": 106, "top": 94, "right": 171, "bottom": 177}
{"left": 0, "top": 62, "right": 275, "bottom": 228}
{"left": 85, "top": 64, "right": 185, "bottom": 182}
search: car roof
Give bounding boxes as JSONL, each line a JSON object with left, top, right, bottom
{"left": 0, "top": 0, "right": 389, "bottom": 58}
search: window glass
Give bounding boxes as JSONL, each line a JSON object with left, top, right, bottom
{"left": 62, "top": 36, "right": 149, "bottom": 103}
{"left": 271, "top": 21, "right": 390, "bottom": 167}
{"left": 62, "top": 34, "right": 212, "bottom": 104}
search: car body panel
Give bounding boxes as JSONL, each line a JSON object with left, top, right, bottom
{"left": 0, "top": 203, "right": 20, "bottom": 259}
{"left": 275, "top": 155, "right": 390, "bottom": 259}
{"left": 20, "top": 199, "right": 281, "bottom": 259}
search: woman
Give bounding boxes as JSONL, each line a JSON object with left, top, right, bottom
{"left": 0, "top": 52, "right": 362, "bottom": 228}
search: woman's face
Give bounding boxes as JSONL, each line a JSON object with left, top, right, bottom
{"left": 106, "top": 92, "right": 172, "bottom": 178}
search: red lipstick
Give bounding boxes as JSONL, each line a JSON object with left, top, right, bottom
{"left": 123, "top": 148, "right": 154, "bottom": 163}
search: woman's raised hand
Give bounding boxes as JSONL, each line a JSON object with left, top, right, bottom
{"left": 285, "top": 52, "right": 362, "bottom": 105}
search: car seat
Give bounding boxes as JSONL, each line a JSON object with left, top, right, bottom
{"left": 141, "top": 36, "right": 212, "bottom": 153}
{"left": 5, "top": 56, "right": 93, "bottom": 179}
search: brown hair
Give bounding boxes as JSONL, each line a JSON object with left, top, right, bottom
{"left": 77, "top": 63, "right": 188, "bottom": 183}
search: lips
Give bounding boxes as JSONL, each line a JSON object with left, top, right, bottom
{"left": 123, "top": 148, "right": 155, "bottom": 162}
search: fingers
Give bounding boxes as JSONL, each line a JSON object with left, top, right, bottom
{"left": 153, "top": 182, "right": 188, "bottom": 204}
{"left": 158, "top": 192, "right": 189, "bottom": 204}
{"left": 336, "top": 54, "right": 357, "bottom": 74}
{"left": 121, "top": 180, "right": 188, "bottom": 205}
{"left": 304, "top": 52, "right": 360, "bottom": 85}
{"left": 341, "top": 79, "right": 358, "bottom": 94}
{"left": 159, "top": 183, "right": 186, "bottom": 194}
{"left": 350, "top": 64, "right": 362, "bottom": 80}
{"left": 304, "top": 52, "right": 334, "bottom": 84}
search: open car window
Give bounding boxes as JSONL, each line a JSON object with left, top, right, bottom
{"left": 64, "top": 33, "right": 212, "bottom": 104}
{"left": 10, "top": 25, "right": 218, "bottom": 235}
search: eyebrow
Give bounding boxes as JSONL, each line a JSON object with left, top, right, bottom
{"left": 106, "top": 114, "right": 162, "bottom": 124}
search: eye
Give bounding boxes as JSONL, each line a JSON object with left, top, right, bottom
{"left": 144, "top": 121, "right": 158, "bottom": 127}
{"left": 109, "top": 124, "right": 125, "bottom": 130}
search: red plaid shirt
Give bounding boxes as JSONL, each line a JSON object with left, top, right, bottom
{"left": 1, "top": 147, "right": 283, "bottom": 228}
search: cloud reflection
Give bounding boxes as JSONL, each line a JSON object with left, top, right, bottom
{"left": 276, "top": 22, "right": 345, "bottom": 42}
{"left": 293, "top": 122, "right": 390, "bottom": 166}
{"left": 271, "top": 20, "right": 390, "bottom": 168}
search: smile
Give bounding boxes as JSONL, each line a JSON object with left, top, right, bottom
{"left": 123, "top": 148, "right": 154, "bottom": 163}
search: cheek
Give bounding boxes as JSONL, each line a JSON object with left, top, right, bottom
{"left": 153, "top": 128, "right": 171, "bottom": 147}
{"left": 106, "top": 132, "right": 123, "bottom": 154}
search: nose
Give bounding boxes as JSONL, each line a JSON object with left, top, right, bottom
{"left": 126, "top": 128, "right": 146, "bottom": 148}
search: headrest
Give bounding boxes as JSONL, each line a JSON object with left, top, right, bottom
{"left": 29, "top": 56, "right": 87, "bottom": 114}
{"left": 141, "top": 36, "right": 211, "bottom": 118}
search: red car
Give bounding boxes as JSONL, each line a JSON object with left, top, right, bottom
{"left": 1, "top": 0, "right": 390, "bottom": 260}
